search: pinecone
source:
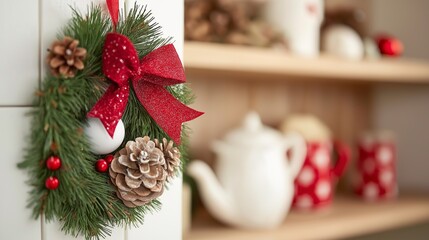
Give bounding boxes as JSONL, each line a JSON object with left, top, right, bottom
{"left": 109, "top": 137, "right": 168, "bottom": 208}
{"left": 155, "top": 138, "right": 181, "bottom": 179}
{"left": 47, "top": 36, "right": 87, "bottom": 78}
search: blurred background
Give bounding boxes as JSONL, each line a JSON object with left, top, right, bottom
{"left": 182, "top": 0, "right": 429, "bottom": 239}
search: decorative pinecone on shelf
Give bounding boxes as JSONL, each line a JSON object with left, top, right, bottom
{"left": 155, "top": 138, "right": 181, "bottom": 179}
{"left": 47, "top": 36, "right": 87, "bottom": 78}
{"left": 185, "top": 0, "right": 286, "bottom": 48}
{"left": 109, "top": 136, "right": 181, "bottom": 208}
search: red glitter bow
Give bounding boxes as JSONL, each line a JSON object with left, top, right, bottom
{"left": 87, "top": 32, "right": 203, "bottom": 144}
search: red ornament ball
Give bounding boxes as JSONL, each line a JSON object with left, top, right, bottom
{"left": 376, "top": 35, "right": 403, "bottom": 57}
{"left": 104, "top": 155, "right": 114, "bottom": 164}
{"left": 45, "top": 176, "right": 59, "bottom": 190}
{"left": 46, "top": 156, "right": 62, "bottom": 171}
{"left": 96, "top": 159, "right": 109, "bottom": 172}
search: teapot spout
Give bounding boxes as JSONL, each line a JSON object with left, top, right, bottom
{"left": 187, "top": 161, "right": 239, "bottom": 226}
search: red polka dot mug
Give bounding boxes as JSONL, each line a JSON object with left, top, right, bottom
{"left": 293, "top": 141, "right": 350, "bottom": 210}
{"left": 354, "top": 132, "right": 397, "bottom": 201}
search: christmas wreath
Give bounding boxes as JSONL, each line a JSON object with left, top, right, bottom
{"left": 18, "top": 1, "right": 202, "bottom": 239}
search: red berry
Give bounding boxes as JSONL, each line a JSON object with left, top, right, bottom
{"left": 45, "top": 176, "right": 59, "bottom": 190}
{"left": 104, "top": 155, "right": 114, "bottom": 164}
{"left": 46, "top": 156, "right": 62, "bottom": 171}
{"left": 96, "top": 159, "right": 109, "bottom": 172}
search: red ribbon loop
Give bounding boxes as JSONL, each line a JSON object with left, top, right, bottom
{"left": 88, "top": 33, "right": 203, "bottom": 144}
{"left": 106, "top": 0, "right": 119, "bottom": 31}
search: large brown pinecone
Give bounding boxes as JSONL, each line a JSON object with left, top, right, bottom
{"left": 155, "top": 138, "right": 181, "bottom": 180}
{"left": 47, "top": 36, "right": 87, "bottom": 78}
{"left": 109, "top": 137, "right": 168, "bottom": 208}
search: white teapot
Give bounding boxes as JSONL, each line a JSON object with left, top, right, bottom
{"left": 187, "top": 112, "right": 306, "bottom": 229}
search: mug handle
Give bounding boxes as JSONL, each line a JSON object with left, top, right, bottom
{"left": 284, "top": 132, "right": 307, "bottom": 180}
{"left": 331, "top": 141, "right": 351, "bottom": 178}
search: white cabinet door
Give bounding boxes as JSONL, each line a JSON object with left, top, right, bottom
{"left": 124, "top": 1, "right": 184, "bottom": 239}
{"left": 0, "top": 108, "right": 40, "bottom": 240}
{"left": 127, "top": 0, "right": 185, "bottom": 60}
{"left": 127, "top": 177, "right": 183, "bottom": 240}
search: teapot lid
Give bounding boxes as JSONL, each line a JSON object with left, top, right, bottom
{"left": 222, "top": 112, "right": 283, "bottom": 146}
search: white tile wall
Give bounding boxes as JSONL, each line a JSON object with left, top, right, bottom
{"left": 0, "top": 108, "right": 41, "bottom": 240}
{"left": 0, "top": 0, "right": 39, "bottom": 106}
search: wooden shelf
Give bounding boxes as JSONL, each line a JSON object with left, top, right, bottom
{"left": 185, "top": 195, "right": 429, "bottom": 240}
{"left": 184, "top": 42, "right": 429, "bottom": 83}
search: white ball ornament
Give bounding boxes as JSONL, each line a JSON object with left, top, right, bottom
{"left": 84, "top": 118, "right": 125, "bottom": 155}
{"left": 323, "top": 24, "right": 364, "bottom": 61}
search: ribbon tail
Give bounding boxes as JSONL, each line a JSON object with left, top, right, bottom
{"left": 134, "top": 82, "right": 203, "bottom": 145}
{"left": 87, "top": 84, "right": 130, "bottom": 138}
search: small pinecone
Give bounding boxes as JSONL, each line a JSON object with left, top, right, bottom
{"left": 155, "top": 138, "right": 181, "bottom": 179}
{"left": 109, "top": 137, "right": 167, "bottom": 208}
{"left": 47, "top": 36, "right": 87, "bottom": 78}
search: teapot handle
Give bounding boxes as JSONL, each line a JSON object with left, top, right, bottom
{"left": 284, "top": 132, "right": 307, "bottom": 180}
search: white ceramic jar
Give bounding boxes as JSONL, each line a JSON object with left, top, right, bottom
{"left": 265, "top": 0, "right": 324, "bottom": 57}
